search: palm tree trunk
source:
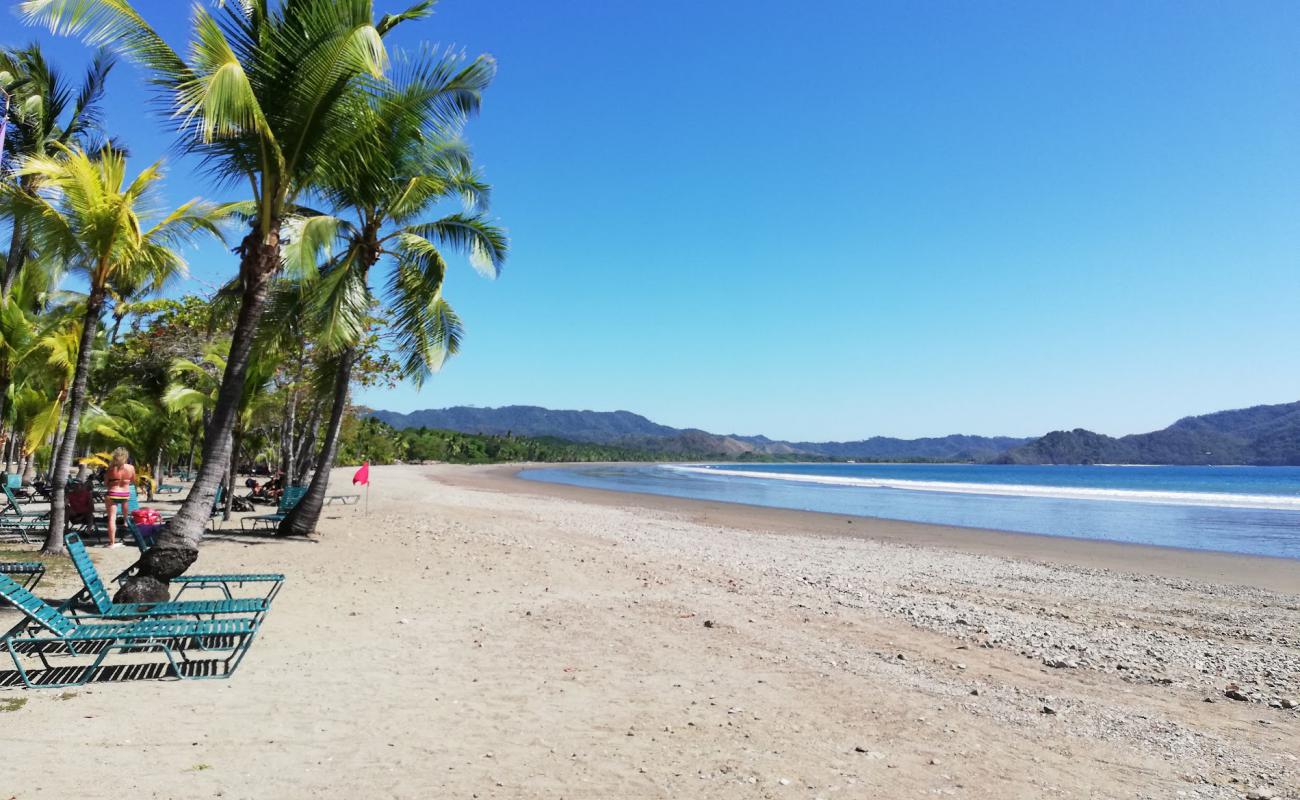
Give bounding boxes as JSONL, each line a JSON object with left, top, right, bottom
{"left": 1, "top": 222, "right": 27, "bottom": 302}
{"left": 42, "top": 291, "right": 105, "bottom": 555}
{"left": 115, "top": 228, "right": 280, "bottom": 603}
{"left": 277, "top": 346, "right": 354, "bottom": 537}
{"left": 292, "top": 402, "right": 322, "bottom": 486}
{"left": 280, "top": 388, "right": 296, "bottom": 482}
{"left": 223, "top": 429, "right": 239, "bottom": 520}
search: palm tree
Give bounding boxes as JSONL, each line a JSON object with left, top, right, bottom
{"left": 8, "top": 144, "right": 226, "bottom": 553}
{"left": 0, "top": 282, "right": 78, "bottom": 473}
{"left": 0, "top": 44, "right": 114, "bottom": 445}
{"left": 24, "top": 0, "right": 492, "bottom": 598}
{"left": 163, "top": 341, "right": 278, "bottom": 520}
{"left": 277, "top": 73, "right": 506, "bottom": 536}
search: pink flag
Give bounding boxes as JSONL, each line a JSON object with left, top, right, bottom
{"left": 352, "top": 462, "right": 370, "bottom": 486}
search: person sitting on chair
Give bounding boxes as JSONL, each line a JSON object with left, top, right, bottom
{"left": 67, "top": 479, "right": 96, "bottom": 534}
{"left": 263, "top": 471, "right": 285, "bottom": 502}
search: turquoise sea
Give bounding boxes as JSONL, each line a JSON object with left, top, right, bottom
{"left": 519, "top": 463, "right": 1300, "bottom": 559}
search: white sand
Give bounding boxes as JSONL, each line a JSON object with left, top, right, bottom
{"left": 0, "top": 464, "right": 1295, "bottom": 799}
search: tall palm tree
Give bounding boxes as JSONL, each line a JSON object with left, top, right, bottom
{"left": 0, "top": 44, "right": 114, "bottom": 444}
{"left": 8, "top": 144, "right": 226, "bottom": 553}
{"left": 24, "top": 0, "right": 492, "bottom": 599}
{"left": 277, "top": 74, "right": 506, "bottom": 537}
{"left": 163, "top": 340, "right": 278, "bottom": 520}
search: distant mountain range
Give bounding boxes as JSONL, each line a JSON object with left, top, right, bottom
{"left": 998, "top": 400, "right": 1300, "bottom": 466}
{"left": 369, "top": 400, "right": 1300, "bottom": 465}
{"left": 367, "top": 405, "right": 1029, "bottom": 461}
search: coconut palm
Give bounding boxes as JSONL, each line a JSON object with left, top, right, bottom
{"left": 0, "top": 285, "right": 79, "bottom": 473}
{"left": 8, "top": 144, "right": 227, "bottom": 553}
{"left": 24, "top": 0, "right": 493, "bottom": 598}
{"left": 0, "top": 44, "right": 114, "bottom": 441}
{"left": 276, "top": 73, "right": 506, "bottom": 536}
{"left": 164, "top": 340, "right": 278, "bottom": 519}
{"left": 0, "top": 44, "right": 114, "bottom": 298}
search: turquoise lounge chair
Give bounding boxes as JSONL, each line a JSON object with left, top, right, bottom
{"left": 0, "top": 572, "right": 258, "bottom": 688}
{"left": 2, "top": 484, "right": 45, "bottom": 515}
{"left": 242, "top": 486, "right": 307, "bottom": 532}
{"left": 0, "top": 486, "right": 47, "bottom": 544}
{"left": 58, "top": 533, "right": 272, "bottom": 623}
{"left": 325, "top": 493, "right": 360, "bottom": 505}
{"left": 117, "top": 519, "right": 284, "bottom": 602}
{"left": 209, "top": 484, "right": 226, "bottom": 530}
{"left": 0, "top": 562, "right": 44, "bottom": 590}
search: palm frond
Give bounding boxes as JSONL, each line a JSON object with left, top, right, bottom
{"left": 406, "top": 213, "right": 507, "bottom": 279}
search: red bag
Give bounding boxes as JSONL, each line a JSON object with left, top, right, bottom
{"left": 130, "top": 508, "right": 163, "bottom": 526}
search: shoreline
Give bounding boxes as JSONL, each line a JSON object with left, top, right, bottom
{"left": 437, "top": 463, "right": 1300, "bottom": 594}
{"left": 5, "top": 463, "right": 1297, "bottom": 799}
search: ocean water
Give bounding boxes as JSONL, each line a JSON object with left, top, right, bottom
{"left": 519, "top": 463, "right": 1300, "bottom": 559}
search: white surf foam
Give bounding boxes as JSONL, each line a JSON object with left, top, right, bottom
{"left": 664, "top": 465, "right": 1300, "bottom": 511}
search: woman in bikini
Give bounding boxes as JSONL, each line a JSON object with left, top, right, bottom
{"left": 104, "top": 447, "right": 135, "bottom": 548}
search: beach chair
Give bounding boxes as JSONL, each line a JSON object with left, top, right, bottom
{"left": 155, "top": 483, "right": 183, "bottom": 494}
{"left": 0, "top": 572, "right": 258, "bottom": 688}
{"left": 1, "top": 485, "right": 48, "bottom": 522}
{"left": 58, "top": 533, "right": 272, "bottom": 624}
{"left": 116, "top": 519, "right": 284, "bottom": 602}
{"left": 4, "top": 474, "right": 31, "bottom": 501}
{"left": 210, "top": 484, "right": 226, "bottom": 530}
{"left": 0, "top": 562, "right": 44, "bottom": 590}
{"left": 0, "top": 486, "right": 48, "bottom": 544}
{"left": 241, "top": 486, "right": 307, "bottom": 532}
{"left": 324, "top": 493, "right": 360, "bottom": 505}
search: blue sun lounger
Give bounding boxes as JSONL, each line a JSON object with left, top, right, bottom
{"left": 1, "top": 485, "right": 47, "bottom": 521}
{"left": 241, "top": 486, "right": 308, "bottom": 532}
{"left": 117, "top": 519, "right": 284, "bottom": 602}
{"left": 0, "top": 486, "right": 48, "bottom": 544}
{"left": 0, "top": 572, "right": 258, "bottom": 688}
{"left": 58, "top": 533, "right": 273, "bottom": 624}
{"left": 0, "top": 562, "right": 44, "bottom": 590}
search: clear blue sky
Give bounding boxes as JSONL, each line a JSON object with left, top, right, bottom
{"left": 10, "top": 1, "right": 1300, "bottom": 440}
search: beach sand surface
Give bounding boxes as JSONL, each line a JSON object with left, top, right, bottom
{"left": 1, "top": 463, "right": 1296, "bottom": 799}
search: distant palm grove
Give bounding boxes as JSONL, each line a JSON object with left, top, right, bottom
{"left": 0, "top": 0, "right": 506, "bottom": 599}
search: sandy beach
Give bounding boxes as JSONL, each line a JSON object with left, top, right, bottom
{"left": 2, "top": 463, "right": 1297, "bottom": 799}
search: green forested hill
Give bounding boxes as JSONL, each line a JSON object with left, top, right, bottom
{"left": 999, "top": 401, "right": 1300, "bottom": 465}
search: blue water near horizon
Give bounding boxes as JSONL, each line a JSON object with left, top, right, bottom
{"left": 519, "top": 463, "right": 1300, "bottom": 559}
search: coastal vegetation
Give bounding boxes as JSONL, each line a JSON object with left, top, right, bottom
{"left": 370, "top": 400, "right": 1300, "bottom": 466}
{"left": 0, "top": 1, "right": 506, "bottom": 589}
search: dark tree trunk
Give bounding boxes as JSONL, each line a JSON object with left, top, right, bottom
{"left": 150, "top": 446, "right": 162, "bottom": 501}
{"left": 292, "top": 402, "right": 322, "bottom": 486}
{"left": 280, "top": 387, "right": 297, "bottom": 483}
{"left": 222, "top": 430, "right": 239, "bottom": 521}
{"left": 277, "top": 346, "right": 354, "bottom": 537}
{"left": 42, "top": 291, "right": 105, "bottom": 555}
{"left": 115, "top": 227, "right": 280, "bottom": 603}
{"left": 1, "top": 221, "right": 27, "bottom": 302}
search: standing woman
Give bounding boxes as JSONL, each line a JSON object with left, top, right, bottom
{"left": 103, "top": 447, "right": 135, "bottom": 548}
